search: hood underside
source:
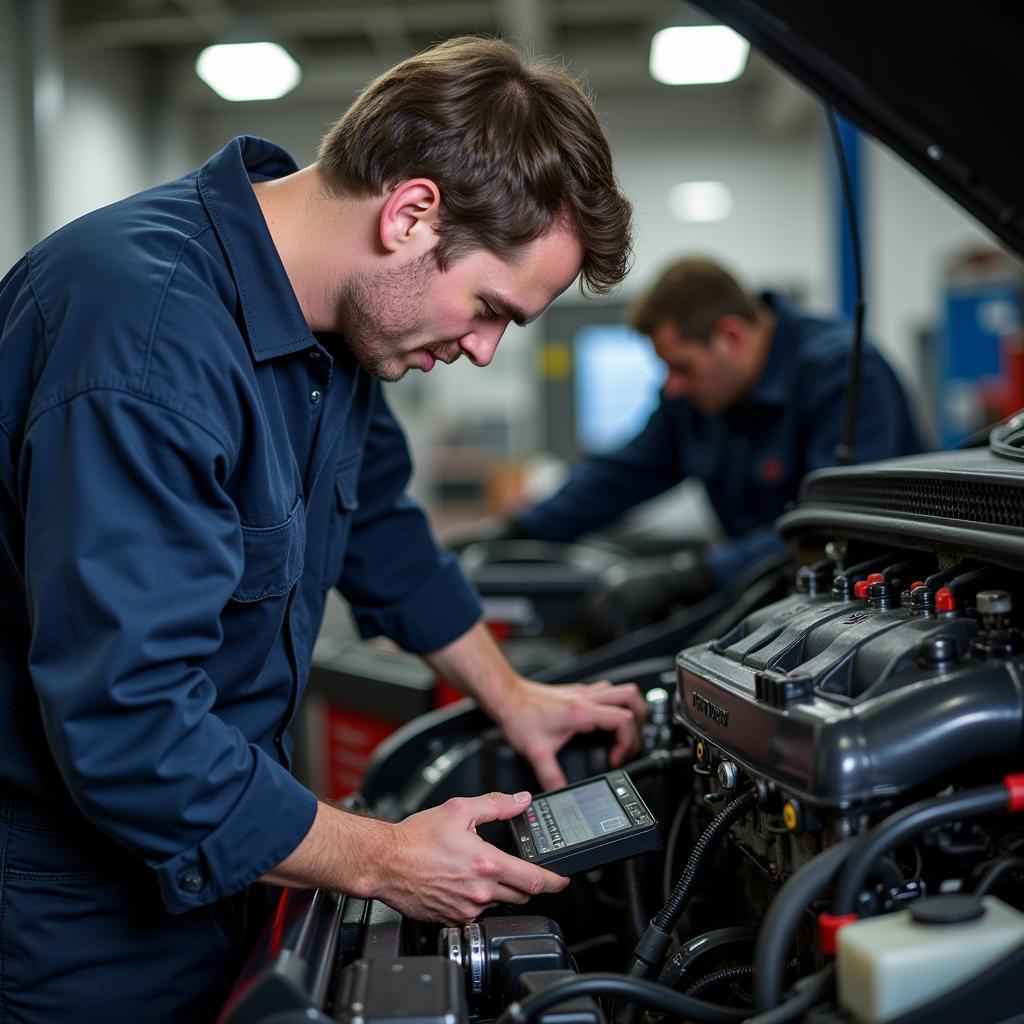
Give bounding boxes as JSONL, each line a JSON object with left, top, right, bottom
{"left": 693, "top": 0, "right": 1024, "bottom": 255}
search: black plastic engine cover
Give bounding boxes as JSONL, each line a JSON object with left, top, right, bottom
{"left": 675, "top": 591, "right": 1024, "bottom": 809}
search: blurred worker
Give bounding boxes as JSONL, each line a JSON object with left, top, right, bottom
{"left": 467, "top": 257, "right": 924, "bottom": 641}
{"left": 0, "top": 37, "right": 646, "bottom": 1023}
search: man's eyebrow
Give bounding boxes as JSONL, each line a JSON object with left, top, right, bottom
{"left": 484, "top": 293, "right": 536, "bottom": 327}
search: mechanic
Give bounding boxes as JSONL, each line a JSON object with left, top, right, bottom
{"left": 463, "top": 257, "right": 924, "bottom": 641}
{"left": 0, "top": 36, "right": 646, "bottom": 1023}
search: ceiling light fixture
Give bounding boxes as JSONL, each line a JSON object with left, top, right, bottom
{"left": 669, "top": 181, "right": 733, "bottom": 222}
{"left": 650, "top": 25, "right": 750, "bottom": 85}
{"left": 196, "top": 27, "right": 301, "bottom": 102}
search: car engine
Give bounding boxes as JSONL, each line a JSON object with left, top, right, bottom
{"left": 221, "top": 432, "right": 1024, "bottom": 1024}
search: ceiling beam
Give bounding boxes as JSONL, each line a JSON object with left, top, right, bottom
{"left": 167, "top": 0, "right": 234, "bottom": 40}
{"left": 68, "top": 0, "right": 666, "bottom": 49}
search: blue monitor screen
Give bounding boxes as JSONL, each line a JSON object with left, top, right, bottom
{"left": 574, "top": 324, "right": 666, "bottom": 453}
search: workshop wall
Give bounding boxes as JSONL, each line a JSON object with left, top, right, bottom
{"left": 45, "top": 49, "right": 152, "bottom": 237}
{"left": 867, "top": 136, "right": 998, "bottom": 422}
{"left": 7, "top": 18, "right": 1003, "bottom": 489}
{"left": 0, "top": 1, "right": 23, "bottom": 272}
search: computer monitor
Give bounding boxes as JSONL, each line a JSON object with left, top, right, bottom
{"left": 573, "top": 323, "right": 666, "bottom": 453}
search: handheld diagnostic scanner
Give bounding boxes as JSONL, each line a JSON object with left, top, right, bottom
{"left": 508, "top": 770, "right": 660, "bottom": 875}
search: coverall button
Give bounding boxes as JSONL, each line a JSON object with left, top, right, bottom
{"left": 309, "top": 389, "right": 322, "bottom": 405}
{"left": 179, "top": 867, "right": 206, "bottom": 893}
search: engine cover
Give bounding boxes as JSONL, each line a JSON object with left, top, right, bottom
{"left": 676, "top": 584, "right": 1024, "bottom": 812}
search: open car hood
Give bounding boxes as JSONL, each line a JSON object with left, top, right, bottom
{"left": 693, "top": 0, "right": 1024, "bottom": 256}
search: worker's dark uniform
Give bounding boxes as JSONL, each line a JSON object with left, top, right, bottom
{"left": 516, "top": 293, "right": 924, "bottom": 585}
{"left": 0, "top": 136, "right": 482, "bottom": 1022}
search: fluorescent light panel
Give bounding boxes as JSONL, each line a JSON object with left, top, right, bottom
{"left": 670, "top": 181, "right": 733, "bottom": 222}
{"left": 196, "top": 41, "right": 301, "bottom": 101}
{"left": 650, "top": 25, "right": 750, "bottom": 85}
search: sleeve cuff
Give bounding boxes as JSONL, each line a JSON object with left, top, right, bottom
{"left": 351, "top": 552, "right": 483, "bottom": 653}
{"left": 150, "top": 748, "right": 317, "bottom": 914}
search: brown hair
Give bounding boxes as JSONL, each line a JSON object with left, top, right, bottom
{"left": 629, "top": 257, "right": 759, "bottom": 341}
{"left": 317, "top": 35, "right": 632, "bottom": 295}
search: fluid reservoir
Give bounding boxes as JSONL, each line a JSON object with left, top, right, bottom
{"left": 836, "top": 894, "right": 1024, "bottom": 1023}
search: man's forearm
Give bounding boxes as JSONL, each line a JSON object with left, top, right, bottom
{"left": 421, "top": 618, "right": 525, "bottom": 721}
{"left": 262, "top": 791, "right": 570, "bottom": 925}
{"left": 260, "top": 800, "right": 394, "bottom": 896}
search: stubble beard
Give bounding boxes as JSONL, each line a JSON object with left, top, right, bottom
{"left": 334, "top": 250, "right": 461, "bottom": 382}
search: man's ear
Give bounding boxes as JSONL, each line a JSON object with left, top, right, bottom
{"left": 379, "top": 179, "right": 441, "bottom": 253}
{"left": 714, "top": 314, "right": 751, "bottom": 356}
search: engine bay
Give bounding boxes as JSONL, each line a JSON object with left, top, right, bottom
{"left": 221, "top": 443, "right": 1024, "bottom": 1023}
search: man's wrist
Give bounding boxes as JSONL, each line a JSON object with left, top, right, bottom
{"left": 422, "top": 619, "right": 526, "bottom": 726}
{"left": 472, "top": 666, "right": 529, "bottom": 726}
{"left": 336, "top": 808, "right": 397, "bottom": 901}
{"left": 264, "top": 801, "right": 398, "bottom": 899}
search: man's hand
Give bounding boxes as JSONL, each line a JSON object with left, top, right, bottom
{"left": 377, "top": 791, "right": 568, "bottom": 924}
{"left": 493, "top": 677, "right": 649, "bottom": 790}
{"left": 263, "top": 793, "right": 567, "bottom": 925}
{"left": 423, "top": 621, "right": 650, "bottom": 790}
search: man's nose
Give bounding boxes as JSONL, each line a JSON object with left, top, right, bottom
{"left": 459, "top": 323, "right": 507, "bottom": 367}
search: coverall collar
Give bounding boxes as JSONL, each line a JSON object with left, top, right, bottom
{"left": 749, "top": 292, "right": 802, "bottom": 406}
{"left": 198, "top": 136, "right": 316, "bottom": 363}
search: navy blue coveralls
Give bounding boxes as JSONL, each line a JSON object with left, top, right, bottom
{"left": 516, "top": 294, "right": 925, "bottom": 585}
{"left": 0, "top": 137, "right": 482, "bottom": 1022}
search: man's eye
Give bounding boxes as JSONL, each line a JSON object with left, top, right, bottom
{"left": 480, "top": 303, "right": 500, "bottom": 321}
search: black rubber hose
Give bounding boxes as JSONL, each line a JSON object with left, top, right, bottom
{"left": 495, "top": 973, "right": 747, "bottom": 1024}
{"left": 832, "top": 785, "right": 1008, "bottom": 915}
{"left": 685, "top": 963, "right": 754, "bottom": 998}
{"left": 657, "top": 789, "right": 757, "bottom": 931}
{"left": 974, "top": 856, "right": 1024, "bottom": 897}
{"left": 662, "top": 792, "right": 693, "bottom": 901}
{"left": 658, "top": 926, "right": 757, "bottom": 990}
{"left": 617, "top": 790, "right": 757, "bottom": 1024}
{"left": 752, "top": 840, "right": 856, "bottom": 1011}
{"left": 746, "top": 966, "right": 835, "bottom": 1024}
{"left": 622, "top": 747, "right": 693, "bottom": 780}
{"left": 623, "top": 857, "right": 648, "bottom": 947}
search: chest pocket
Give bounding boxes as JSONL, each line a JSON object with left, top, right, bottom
{"left": 231, "top": 496, "right": 306, "bottom": 602}
{"left": 323, "top": 453, "right": 362, "bottom": 582}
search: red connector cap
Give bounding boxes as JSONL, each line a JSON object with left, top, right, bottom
{"left": 910, "top": 581, "right": 926, "bottom": 590}
{"left": 853, "top": 580, "right": 870, "bottom": 599}
{"left": 935, "top": 587, "right": 956, "bottom": 612}
{"left": 818, "top": 912, "right": 858, "bottom": 955}
{"left": 1004, "top": 774, "right": 1024, "bottom": 813}
{"left": 867, "top": 573, "right": 885, "bottom": 585}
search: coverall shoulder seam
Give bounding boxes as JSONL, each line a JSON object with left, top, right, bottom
{"left": 23, "top": 383, "right": 235, "bottom": 464}
{"left": 0, "top": 258, "right": 50, "bottom": 445}
{"left": 137, "top": 223, "right": 215, "bottom": 394}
